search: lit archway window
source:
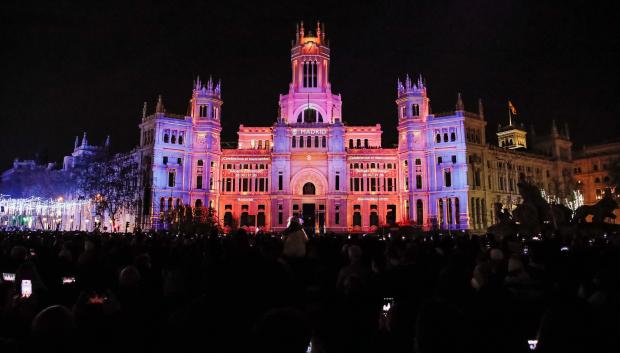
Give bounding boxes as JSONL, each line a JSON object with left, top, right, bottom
{"left": 296, "top": 108, "right": 323, "bottom": 123}
{"left": 302, "top": 182, "right": 316, "bottom": 195}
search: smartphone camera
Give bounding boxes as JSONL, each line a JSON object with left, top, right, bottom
{"left": 522, "top": 245, "right": 529, "bottom": 255}
{"left": 21, "top": 279, "right": 32, "bottom": 298}
{"left": 527, "top": 339, "right": 538, "bottom": 351}
{"left": 382, "top": 297, "right": 394, "bottom": 316}
{"left": 2, "top": 273, "right": 16, "bottom": 282}
{"left": 560, "top": 246, "right": 569, "bottom": 252}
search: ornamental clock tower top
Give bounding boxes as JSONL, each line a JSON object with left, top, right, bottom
{"left": 279, "top": 22, "right": 342, "bottom": 125}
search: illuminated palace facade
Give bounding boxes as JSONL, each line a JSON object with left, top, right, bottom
{"left": 136, "top": 24, "right": 576, "bottom": 233}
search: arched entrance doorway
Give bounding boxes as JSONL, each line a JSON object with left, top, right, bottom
{"left": 302, "top": 182, "right": 316, "bottom": 195}
{"left": 290, "top": 169, "right": 328, "bottom": 235}
{"left": 301, "top": 182, "right": 317, "bottom": 234}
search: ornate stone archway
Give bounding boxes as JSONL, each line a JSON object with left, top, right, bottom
{"left": 290, "top": 168, "right": 328, "bottom": 196}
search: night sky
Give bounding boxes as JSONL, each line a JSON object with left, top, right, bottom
{"left": 1, "top": 0, "right": 619, "bottom": 170}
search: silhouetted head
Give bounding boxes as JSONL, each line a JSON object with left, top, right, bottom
{"left": 32, "top": 305, "right": 76, "bottom": 352}
{"left": 254, "top": 307, "right": 310, "bottom": 353}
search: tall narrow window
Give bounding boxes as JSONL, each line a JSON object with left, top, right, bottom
{"left": 322, "top": 136, "right": 327, "bottom": 148}
{"left": 168, "top": 171, "right": 175, "bottom": 187}
{"left": 278, "top": 204, "right": 283, "bottom": 224}
{"left": 315, "top": 136, "right": 319, "bottom": 147}
{"left": 313, "top": 61, "right": 318, "bottom": 87}
{"left": 299, "top": 136, "right": 304, "bottom": 148}
{"left": 292, "top": 137, "right": 296, "bottom": 148}
{"left": 335, "top": 173, "right": 340, "bottom": 191}
{"left": 416, "top": 199, "right": 423, "bottom": 225}
{"left": 353, "top": 205, "right": 362, "bottom": 227}
{"left": 455, "top": 198, "right": 460, "bottom": 225}
{"left": 445, "top": 170, "right": 452, "bottom": 187}
{"left": 196, "top": 175, "right": 203, "bottom": 189}
{"left": 335, "top": 205, "right": 340, "bottom": 224}
{"left": 438, "top": 199, "right": 444, "bottom": 225}
{"left": 307, "top": 136, "right": 311, "bottom": 147}
{"left": 278, "top": 172, "right": 283, "bottom": 191}
{"left": 349, "top": 139, "right": 353, "bottom": 149}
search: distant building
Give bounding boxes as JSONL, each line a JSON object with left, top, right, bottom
{"left": 62, "top": 132, "right": 110, "bottom": 171}
{"left": 573, "top": 141, "right": 620, "bottom": 205}
{"left": 134, "top": 24, "right": 581, "bottom": 233}
{"left": 4, "top": 24, "right": 616, "bottom": 233}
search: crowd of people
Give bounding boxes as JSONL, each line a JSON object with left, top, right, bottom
{"left": 0, "top": 217, "right": 619, "bottom": 352}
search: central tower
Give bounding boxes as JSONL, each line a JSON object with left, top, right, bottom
{"left": 279, "top": 22, "right": 342, "bottom": 124}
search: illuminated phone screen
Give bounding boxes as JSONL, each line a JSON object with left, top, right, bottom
{"left": 21, "top": 280, "right": 32, "bottom": 298}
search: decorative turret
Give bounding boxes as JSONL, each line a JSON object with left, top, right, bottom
{"left": 155, "top": 95, "right": 165, "bottom": 114}
{"left": 497, "top": 100, "right": 527, "bottom": 149}
{"left": 455, "top": 92, "right": 464, "bottom": 111}
{"left": 280, "top": 22, "right": 341, "bottom": 124}
{"left": 290, "top": 21, "right": 331, "bottom": 94}
{"left": 190, "top": 75, "right": 223, "bottom": 122}
{"left": 142, "top": 101, "right": 147, "bottom": 120}
{"left": 551, "top": 119, "right": 559, "bottom": 136}
{"left": 104, "top": 135, "right": 110, "bottom": 149}
{"left": 396, "top": 74, "right": 428, "bottom": 121}
{"left": 81, "top": 132, "right": 88, "bottom": 147}
{"left": 74, "top": 136, "right": 79, "bottom": 149}
{"left": 478, "top": 98, "right": 484, "bottom": 120}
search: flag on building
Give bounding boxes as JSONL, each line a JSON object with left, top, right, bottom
{"left": 508, "top": 100, "right": 517, "bottom": 115}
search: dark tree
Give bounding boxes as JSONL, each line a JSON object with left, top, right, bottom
{"left": 77, "top": 153, "right": 139, "bottom": 230}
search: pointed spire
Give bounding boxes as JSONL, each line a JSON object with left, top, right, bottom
{"left": 215, "top": 79, "right": 221, "bottom": 94}
{"left": 104, "top": 135, "right": 110, "bottom": 148}
{"left": 207, "top": 75, "right": 213, "bottom": 91}
{"left": 478, "top": 98, "right": 484, "bottom": 120}
{"left": 551, "top": 119, "right": 558, "bottom": 136}
{"left": 300, "top": 21, "right": 304, "bottom": 37}
{"left": 316, "top": 21, "right": 321, "bottom": 39}
{"left": 397, "top": 77, "right": 404, "bottom": 94}
{"left": 405, "top": 74, "right": 412, "bottom": 90}
{"left": 455, "top": 92, "right": 464, "bottom": 111}
{"left": 417, "top": 74, "right": 424, "bottom": 89}
{"left": 563, "top": 122, "right": 570, "bottom": 139}
{"left": 321, "top": 22, "right": 326, "bottom": 41}
{"left": 155, "top": 95, "right": 165, "bottom": 114}
{"left": 142, "top": 101, "right": 147, "bottom": 119}
{"left": 74, "top": 136, "right": 79, "bottom": 149}
{"left": 81, "top": 132, "right": 88, "bottom": 147}
{"left": 194, "top": 75, "right": 202, "bottom": 90}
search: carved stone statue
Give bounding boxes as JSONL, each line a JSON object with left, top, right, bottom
{"left": 491, "top": 177, "right": 573, "bottom": 235}
{"left": 573, "top": 190, "right": 618, "bottom": 224}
